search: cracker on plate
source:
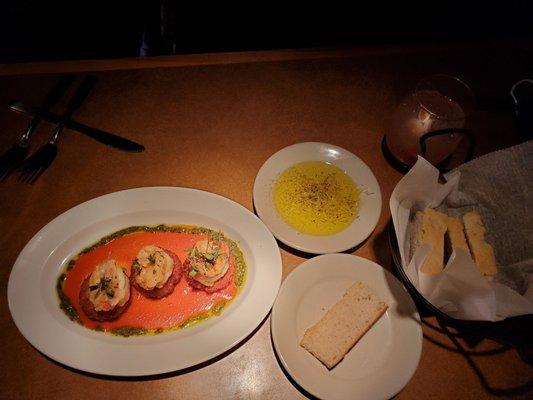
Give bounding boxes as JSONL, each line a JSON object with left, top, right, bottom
{"left": 300, "top": 281, "right": 388, "bottom": 369}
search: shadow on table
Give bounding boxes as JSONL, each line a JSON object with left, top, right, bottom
{"left": 372, "top": 226, "right": 533, "bottom": 398}
{"left": 429, "top": 319, "right": 533, "bottom": 397}
{"left": 38, "top": 311, "right": 270, "bottom": 381}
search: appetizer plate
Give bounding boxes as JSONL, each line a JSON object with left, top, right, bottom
{"left": 271, "top": 254, "right": 421, "bottom": 400}
{"left": 8, "top": 187, "right": 282, "bottom": 376}
{"left": 253, "top": 142, "right": 381, "bottom": 254}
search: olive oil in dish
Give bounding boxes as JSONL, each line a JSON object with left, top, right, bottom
{"left": 273, "top": 161, "right": 361, "bottom": 235}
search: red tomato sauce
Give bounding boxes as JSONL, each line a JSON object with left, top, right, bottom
{"left": 61, "top": 231, "right": 238, "bottom": 332}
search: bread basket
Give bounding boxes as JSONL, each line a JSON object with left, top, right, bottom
{"left": 388, "top": 221, "right": 533, "bottom": 365}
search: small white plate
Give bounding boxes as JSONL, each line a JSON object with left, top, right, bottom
{"left": 8, "top": 187, "right": 282, "bottom": 376}
{"left": 271, "top": 254, "right": 421, "bottom": 400}
{"left": 253, "top": 142, "right": 381, "bottom": 254}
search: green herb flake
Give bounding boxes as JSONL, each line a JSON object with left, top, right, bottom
{"left": 132, "top": 260, "right": 141, "bottom": 273}
{"left": 99, "top": 277, "right": 111, "bottom": 291}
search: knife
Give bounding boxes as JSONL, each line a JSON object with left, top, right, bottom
{"left": 9, "top": 101, "right": 145, "bottom": 153}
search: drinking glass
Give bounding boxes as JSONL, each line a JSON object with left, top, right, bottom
{"left": 384, "top": 74, "right": 475, "bottom": 169}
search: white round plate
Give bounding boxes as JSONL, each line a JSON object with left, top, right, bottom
{"left": 271, "top": 254, "right": 421, "bottom": 400}
{"left": 253, "top": 142, "right": 381, "bottom": 254}
{"left": 8, "top": 187, "right": 282, "bottom": 376}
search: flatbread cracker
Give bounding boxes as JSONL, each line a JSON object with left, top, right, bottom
{"left": 300, "top": 281, "right": 388, "bottom": 369}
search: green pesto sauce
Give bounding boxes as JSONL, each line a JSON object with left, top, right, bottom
{"left": 56, "top": 273, "right": 80, "bottom": 323}
{"left": 56, "top": 224, "right": 247, "bottom": 337}
{"left": 111, "top": 327, "right": 149, "bottom": 337}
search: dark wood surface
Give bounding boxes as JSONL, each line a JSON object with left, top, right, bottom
{"left": 0, "top": 43, "right": 532, "bottom": 399}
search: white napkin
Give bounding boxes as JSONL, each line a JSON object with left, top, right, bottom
{"left": 390, "top": 142, "right": 533, "bottom": 321}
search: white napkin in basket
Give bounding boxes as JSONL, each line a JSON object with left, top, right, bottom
{"left": 390, "top": 144, "right": 533, "bottom": 321}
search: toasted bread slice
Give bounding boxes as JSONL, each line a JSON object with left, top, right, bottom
{"left": 445, "top": 216, "right": 470, "bottom": 254}
{"left": 463, "top": 211, "right": 497, "bottom": 276}
{"left": 411, "top": 208, "right": 448, "bottom": 275}
{"left": 300, "top": 281, "right": 388, "bottom": 369}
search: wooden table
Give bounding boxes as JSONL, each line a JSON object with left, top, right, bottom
{"left": 1, "top": 42, "right": 532, "bottom": 399}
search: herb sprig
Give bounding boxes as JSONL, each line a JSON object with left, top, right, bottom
{"left": 89, "top": 277, "right": 115, "bottom": 298}
{"left": 186, "top": 237, "right": 224, "bottom": 277}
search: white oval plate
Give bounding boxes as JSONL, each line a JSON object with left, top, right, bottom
{"left": 253, "top": 142, "right": 381, "bottom": 254}
{"left": 271, "top": 254, "right": 421, "bottom": 400}
{"left": 8, "top": 187, "right": 282, "bottom": 376}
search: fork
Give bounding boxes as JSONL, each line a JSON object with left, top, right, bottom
{"left": 19, "top": 76, "right": 96, "bottom": 184}
{"left": 0, "top": 75, "right": 74, "bottom": 181}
